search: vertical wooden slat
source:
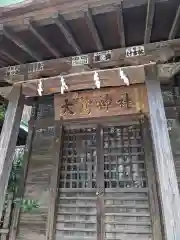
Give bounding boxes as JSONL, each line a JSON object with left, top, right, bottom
{"left": 145, "top": 63, "right": 180, "bottom": 240}
{"left": 1, "top": 193, "right": 13, "bottom": 240}
{"left": 0, "top": 85, "right": 24, "bottom": 223}
{"left": 141, "top": 117, "right": 163, "bottom": 240}
{"left": 9, "top": 100, "right": 38, "bottom": 240}
{"left": 96, "top": 125, "right": 104, "bottom": 240}
{"left": 46, "top": 121, "right": 63, "bottom": 240}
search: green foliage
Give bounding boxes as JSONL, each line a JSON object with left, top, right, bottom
{"left": 0, "top": 104, "right": 5, "bottom": 121}
{"left": 0, "top": 103, "right": 40, "bottom": 213}
{"left": 7, "top": 152, "right": 24, "bottom": 194}
{"left": 14, "top": 198, "right": 40, "bottom": 212}
{"left": 6, "top": 150, "right": 40, "bottom": 212}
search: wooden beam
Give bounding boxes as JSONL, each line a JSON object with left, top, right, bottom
{"left": 46, "top": 121, "right": 63, "bottom": 240}
{"left": 26, "top": 19, "right": 61, "bottom": 58}
{"left": 116, "top": 3, "right": 126, "bottom": 47}
{"left": 0, "top": 0, "right": 168, "bottom": 28}
{"left": 0, "top": 85, "right": 24, "bottom": 222}
{"left": 0, "top": 53, "right": 13, "bottom": 65}
{"left": 21, "top": 65, "right": 146, "bottom": 97}
{"left": 145, "top": 63, "right": 180, "bottom": 240}
{"left": 0, "top": 38, "right": 179, "bottom": 85}
{"left": 0, "top": 49, "right": 21, "bottom": 65}
{"left": 157, "top": 61, "right": 180, "bottom": 80}
{"left": 52, "top": 13, "right": 82, "bottom": 55}
{"left": 0, "top": 60, "right": 6, "bottom": 67}
{"left": 169, "top": 4, "right": 180, "bottom": 40}
{"left": 0, "top": 87, "right": 13, "bottom": 100}
{"left": 0, "top": 25, "right": 41, "bottom": 61}
{"left": 84, "top": 8, "right": 103, "bottom": 51}
{"left": 144, "top": 0, "right": 155, "bottom": 43}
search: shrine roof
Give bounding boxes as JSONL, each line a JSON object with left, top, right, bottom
{"left": 0, "top": 0, "right": 178, "bottom": 68}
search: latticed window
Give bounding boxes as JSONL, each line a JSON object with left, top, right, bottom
{"left": 103, "top": 125, "right": 146, "bottom": 189}
{"left": 60, "top": 127, "right": 97, "bottom": 189}
{"left": 59, "top": 124, "right": 146, "bottom": 189}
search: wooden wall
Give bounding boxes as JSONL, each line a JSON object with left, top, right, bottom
{"left": 168, "top": 118, "right": 180, "bottom": 190}
{"left": 162, "top": 85, "right": 180, "bottom": 190}
{"left": 16, "top": 96, "right": 55, "bottom": 240}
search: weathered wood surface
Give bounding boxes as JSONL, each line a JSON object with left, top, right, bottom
{"left": 0, "top": 193, "right": 13, "bottom": 240}
{"left": 16, "top": 99, "right": 55, "bottom": 240}
{"left": 9, "top": 102, "right": 38, "bottom": 240}
{"left": 144, "top": 0, "right": 155, "bottom": 44}
{"left": 160, "top": 85, "right": 180, "bottom": 192}
{"left": 0, "top": 61, "right": 180, "bottom": 99}
{"left": 0, "top": 0, "right": 168, "bottom": 27}
{"left": 167, "top": 118, "right": 180, "bottom": 190}
{"left": 54, "top": 85, "right": 148, "bottom": 120}
{"left": 145, "top": 63, "right": 180, "bottom": 240}
{"left": 84, "top": 8, "right": 103, "bottom": 51}
{"left": 116, "top": 2, "right": 125, "bottom": 48}
{"left": 27, "top": 19, "right": 61, "bottom": 58}
{"left": 157, "top": 61, "right": 180, "bottom": 80}
{"left": 141, "top": 117, "right": 163, "bottom": 240}
{"left": 0, "top": 85, "right": 24, "bottom": 223}
{"left": 21, "top": 65, "right": 146, "bottom": 97}
{"left": 0, "top": 38, "right": 179, "bottom": 85}
{"left": 45, "top": 122, "right": 63, "bottom": 240}
{"left": 169, "top": 4, "right": 180, "bottom": 40}
{"left": 55, "top": 123, "right": 154, "bottom": 240}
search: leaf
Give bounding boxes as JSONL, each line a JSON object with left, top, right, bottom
{"left": 7, "top": 149, "right": 25, "bottom": 194}
{"left": 13, "top": 198, "right": 40, "bottom": 212}
{"left": 0, "top": 104, "right": 5, "bottom": 121}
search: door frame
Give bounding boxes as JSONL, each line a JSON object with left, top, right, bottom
{"left": 46, "top": 114, "right": 163, "bottom": 240}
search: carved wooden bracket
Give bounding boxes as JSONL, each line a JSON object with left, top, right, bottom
{"left": 158, "top": 62, "right": 180, "bottom": 80}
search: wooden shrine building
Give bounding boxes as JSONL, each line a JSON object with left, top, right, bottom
{"left": 1, "top": 0, "right": 180, "bottom": 239}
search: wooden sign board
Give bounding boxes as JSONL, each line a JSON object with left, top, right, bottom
{"left": 54, "top": 85, "right": 148, "bottom": 120}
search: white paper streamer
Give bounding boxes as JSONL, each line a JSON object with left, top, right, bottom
{"left": 37, "top": 79, "right": 43, "bottom": 96}
{"left": 94, "top": 71, "right": 100, "bottom": 89}
{"left": 119, "top": 68, "right": 130, "bottom": 86}
{"left": 60, "top": 75, "right": 68, "bottom": 94}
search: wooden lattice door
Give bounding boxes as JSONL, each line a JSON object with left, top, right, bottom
{"left": 55, "top": 122, "right": 155, "bottom": 240}
{"left": 56, "top": 125, "right": 98, "bottom": 240}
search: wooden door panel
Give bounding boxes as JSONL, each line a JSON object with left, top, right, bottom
{"left": 55, "top": 127, "right": 97, "bottom": 240}
{"left": 103, "top": 124, "right": 152, "bottom": 240}
{"left": 56, "top": 191, "right": 97, "bottom": 240}
{"left": 55, "top": 121, "right": 158, "bottom": 240}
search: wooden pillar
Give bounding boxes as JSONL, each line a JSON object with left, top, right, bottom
{"left": 0, "top": 85, "right": 24, "bottom": 222}
{"left": 9, "top": 100, "right": 38, "bottom": 240}
{"left": 141, "top": 117, "right": 163, "bottom": 240}
{"left": 46, "top": 121, "right": 63, "bottom": 240}
{"left": 145, "top": 63, "right": 180, "bottom": 240}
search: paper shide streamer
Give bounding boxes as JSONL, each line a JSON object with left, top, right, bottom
{"left": 60, "top": 75, "right": 68, "bottom": 94}
{"left": 37, "top": 79, "right": 43, "bottom": 96}
{"left": 119, "top": 68, "right": 130, "bottom": 86}
{"left": 94, "top": 71, "right": 101, "bottom": 89}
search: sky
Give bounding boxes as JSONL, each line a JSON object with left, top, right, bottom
{"left": 0, "top": 0, "right": 24, "bottom": 6}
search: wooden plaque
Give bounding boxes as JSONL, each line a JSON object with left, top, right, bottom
{"left": 54, "top": 85, "right": 148, "bottom": 120}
